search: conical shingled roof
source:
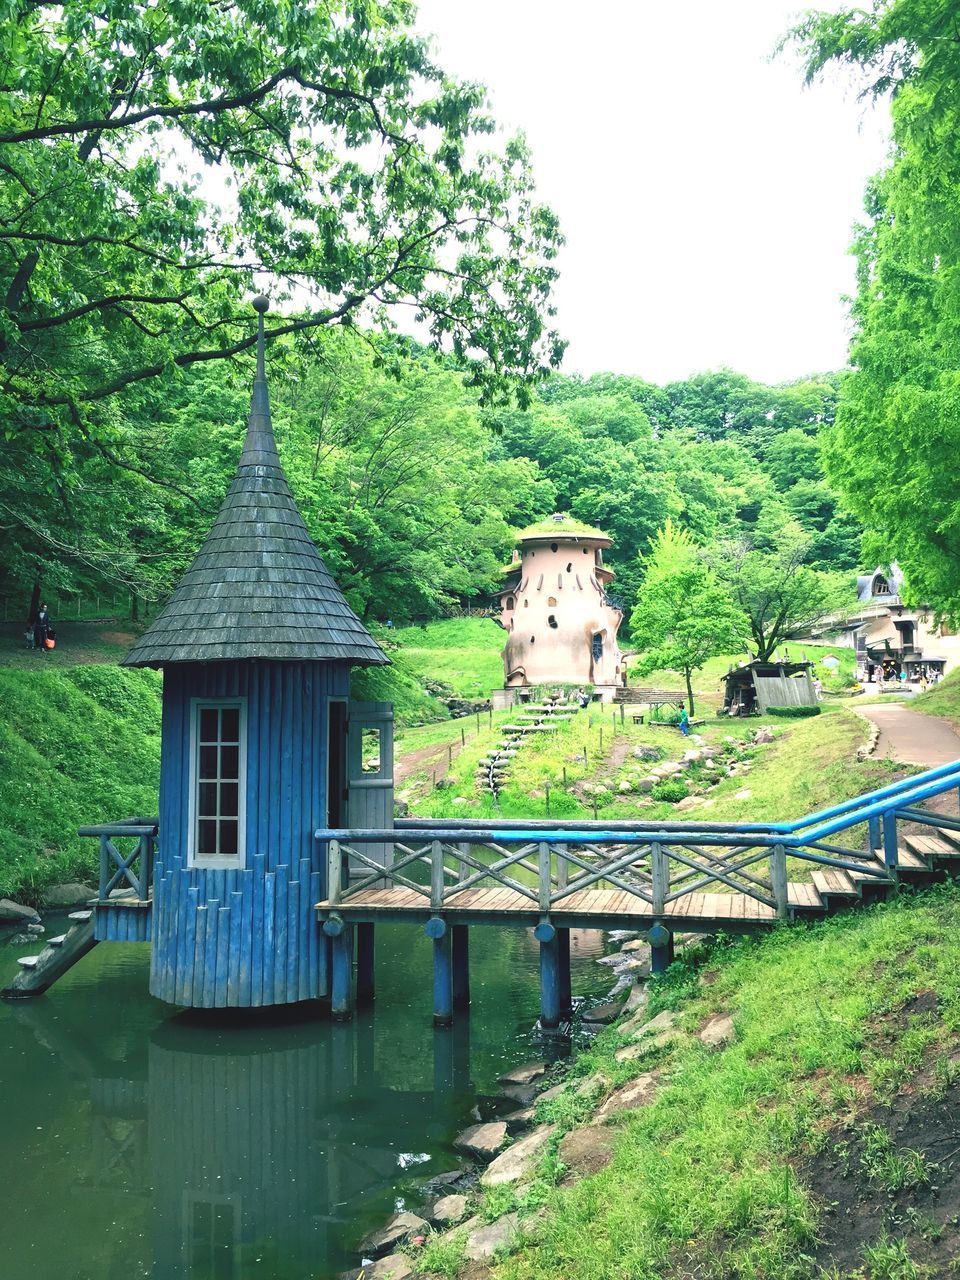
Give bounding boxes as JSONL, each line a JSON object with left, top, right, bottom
{"left": 122, "top": 299, "right": 387, "bottom": 669}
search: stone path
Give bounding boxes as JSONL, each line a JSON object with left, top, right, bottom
{"left": 857, "top": 700, "right": 960, "bottom": 767}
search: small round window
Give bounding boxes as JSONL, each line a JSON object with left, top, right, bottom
{"left": 550, "top": 542, "right": 558, "bottom": 552}
{"left": 547, "top": 596, "right": 557, "bottom": 606}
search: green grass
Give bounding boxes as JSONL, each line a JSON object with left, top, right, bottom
{"left": 389, "top": 616, "right": 505, "bottom": 701}
{"left": 0, "top": 665, "right": 161, "bottom": 901}
{"left": 913, "top": 667, "right": 960, "bottom": 728}
{"left": 492, "top": 884, "right": 960, "bottom": 1280}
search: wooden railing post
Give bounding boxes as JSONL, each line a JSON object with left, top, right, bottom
{"left": 99, "top": 835, "right": 110, "bottom": 900}
{"left": 867, "top": 814, "right": 881, "bottom": 854}
{"left": 651, "top": 841, "right": 668, "bottom": 915}
{"left": 457, "top": 842, "right": 469, "bottom": 884}
{"left": 882, "top": 811, "right": 899, "bottom": 873}
{"left": 328, "top": 839, "right": 342, "bottom": 906}
{"left": 431, "top": 840, "right": 444, "bottom": 911}
{"left": 140, "top": 833, "right": 155, "bottom": 903}
{"left": 771, "top": 843, "right": 788, "bottom": 920}
{"left": 557, "top": 842, "right": 568, "bottom": 896}
{"left": 538, "top": 841, "right": 551, "bottom": 914}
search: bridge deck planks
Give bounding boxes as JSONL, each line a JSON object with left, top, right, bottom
{"left": 317, "top": 884, "right": 786, "bottom": 932}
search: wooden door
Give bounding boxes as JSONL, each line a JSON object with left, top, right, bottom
{"left": 346, "top": 701, "right": 394, "bottom": 870}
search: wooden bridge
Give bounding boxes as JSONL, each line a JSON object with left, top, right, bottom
{"left": 8, "top": 763, "right": 960, "bottom": 1026}
{"left": 315, "top": 760, "right": 960, "bottom": 1027}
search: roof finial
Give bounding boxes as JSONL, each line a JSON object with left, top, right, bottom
{"left": 252, "top": 294, "right": 269, "bottom": 380}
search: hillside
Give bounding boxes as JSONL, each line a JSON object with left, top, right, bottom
{"left": 416, "top": 884, "right": 960, "bottom": 1280}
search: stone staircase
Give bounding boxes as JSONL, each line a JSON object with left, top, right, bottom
{"left": 476, "top": 699, "right": 579, "bottom": 797}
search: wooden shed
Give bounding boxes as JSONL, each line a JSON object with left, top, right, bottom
{"left": 111, "top": 297, "right": 391, "bottom": 1009}
{"left": 721, "top": 659, "right": 816, "bottom": 716}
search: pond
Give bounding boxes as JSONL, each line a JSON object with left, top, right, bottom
{"left": 0, "top": 920, "right": 612, "bottom": 1280}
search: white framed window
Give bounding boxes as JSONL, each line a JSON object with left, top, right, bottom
{"left": 188, "top": 698, "right": 247, "bottom": 867}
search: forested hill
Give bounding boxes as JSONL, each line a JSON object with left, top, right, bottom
{"left": 1, "top": 340, "right": 857, "bottom": 633}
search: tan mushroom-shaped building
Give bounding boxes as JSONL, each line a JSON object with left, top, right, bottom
{"left": 495, "top": 514, "right": 625, "bottom": 701}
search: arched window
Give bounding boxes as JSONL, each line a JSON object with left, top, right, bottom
{"left": 547, "top": 596, "right": 557, "bottom": 607}
{"left": 530, "top": 635, "right": 536, "bottom": 644}
{"left": 566, "top": 562, "right": 572, "bottom": 572}
{"left": 505, "top": 596, "right": 515, "bottom": 610}
{"left": 873, "top": 574, "right": 890, "bottom": 596}
{"left": 550, "top": 542, "right": 558, "bottom": 552}
{"left": 523, "top": 599, "right": 529, "bottom": 608}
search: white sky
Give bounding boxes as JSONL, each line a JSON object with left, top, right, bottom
{"left": 414, "top": 0, "right": 891, "bottom": 386}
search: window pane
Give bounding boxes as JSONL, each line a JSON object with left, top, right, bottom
{"left": 219, "top": 782, "right": 239, "bottom": 818}
{"left": 199, "top": 782, "right": 218, "bottom": 817}
{"left": 220, "top": 745, "right": 239, "bottom": 779}
{"left": 199, "top": 708, "right": 219, "bottom": 742}
{"left": 199, "top": 745, "right": 218, "bottom": 779}
{"left": 198, "top": 820, "right": 218, "bottom": 855}
{"left": 219, "top": 820, "right": 238, "bottom": 855}
{"left": 361, "top": 727, "right": 381, "bottom": 773}
{"left": 221, "top": 707, "right": 240, "bottom": 742}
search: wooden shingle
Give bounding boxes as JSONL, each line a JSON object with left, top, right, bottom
{"left": 123, "top": 312, "right": 387, "bottom": 670}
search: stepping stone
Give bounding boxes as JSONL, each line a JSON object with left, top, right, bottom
{"left": 480, "top": 1124, "right": 556, "bottom": 1187}
{"left": 430, "top": 1193, "right": 468, "bottom": 1226}
{"left": 48, "top": 935, "right": 67, "bottom": 948}
{"left": 454, "top": 1121, "right": 507, "bottom": 1160}
{"left": 582, "top": 1000, "right": 625, "bottom": 1024}
{"left": 499, "top": 1061, "right": 547, "bottom": 1086}
{"left": 68, "top": 910, "right": 92, "bottom": 922}
{"left": 593, "top": 1072, "right": 658, "bottom": 1123}
{"left": 359, "top": 1211, "right": 429, "bottom": 1259}
{"left": 699, "top": 1013, "right": 735, "bottom": 1048}
{"left": 16, "top": 956, "right": 39, "bottom": 969}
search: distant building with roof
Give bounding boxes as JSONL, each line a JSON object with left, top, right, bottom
{"left": 494, "top": 513, "right": 624, "bottom": 703}
{"left": 827, "top": 564, "right": 960, "bottom": 681}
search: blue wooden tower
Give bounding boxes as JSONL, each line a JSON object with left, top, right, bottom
{"left": 120, "top": 297, "right": 388, "bottom": 1008}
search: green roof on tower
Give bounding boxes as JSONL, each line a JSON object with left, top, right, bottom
{"left": 515, "top": 513, "right": 612, "bottom": 544}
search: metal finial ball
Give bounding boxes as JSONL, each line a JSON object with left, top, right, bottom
{"left": 252, "top": 294, "right": 269, "bottom": 314}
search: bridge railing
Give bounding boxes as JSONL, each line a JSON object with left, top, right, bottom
{"left": 78, "top": 817, "right": 159, "bottom": 904}
{"left": 316, "top": 759, "right": 960, "bottom": 921}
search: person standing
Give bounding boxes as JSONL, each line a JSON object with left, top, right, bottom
{"left": 679, "top": 707, "right": 690, "bottom": 736}
{"left": 33, "top": 602, "right": 50, "bottom": 653}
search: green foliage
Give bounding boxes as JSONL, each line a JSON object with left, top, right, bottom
{"left": 650, "top": 778, "right": 688, "bottom": 803}
{"left": 790, "top": 2, "right": 960, "bottom": 615}
{"left": 0, "top": 666, "right": 161, "bottom": 900}
{"left": 767, "top": 704, "right": 822, "bottom": 718}
{"left": 632, "top": 521, "right": 744, "bottom": 714}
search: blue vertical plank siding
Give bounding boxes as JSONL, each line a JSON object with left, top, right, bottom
{"left": 148, "top": 659, "right": 346, "bottom": 1007}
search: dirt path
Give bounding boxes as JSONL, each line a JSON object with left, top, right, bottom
{"left": 857, "top": 700, "right": 960, "bottom": 767}
{"left": 395, "top": 735, "right": 467, "bottom": 790}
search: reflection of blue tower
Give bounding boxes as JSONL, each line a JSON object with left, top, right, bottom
{"left": 121, "top": 298, "right": 387, "bottom": 1008}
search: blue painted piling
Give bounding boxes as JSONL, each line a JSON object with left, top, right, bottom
{"left": 649, "top": 922, "right": 674, "bottom": 974}
{"left": 433, "top": 931, "right": 453, "bottom": 1027}
{"left": 539, "top": 932, "right": 560, "bottom": 1029}
{"left": 331, "top": 926, "right": 353, "bottom": 1020}
{"left": 882, "top": 810, "right": 899, "bottom": 872}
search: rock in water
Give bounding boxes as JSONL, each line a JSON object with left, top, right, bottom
{"left": 430, "top": 1193, "right": 468, "bottom": 1226}
{"left": 453, "top": 1121, "right": 508, "bottom": 1160}
{"left": 358, "top": 1212, "right": 429, "bottom": 1259}
{"left": 0, "top": 898, "right": 40, "bottom": 923}
{"left": 480, "top": 1125, "right": 556, "bottom": 1187}
{"left": 42, "top": 882, "right": 94, "bottom": 907}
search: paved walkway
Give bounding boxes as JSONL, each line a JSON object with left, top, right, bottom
{"left": 856, "top": 700, "right": 960, "bottom": 767}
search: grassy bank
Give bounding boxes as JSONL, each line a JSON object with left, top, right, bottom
{"left": 418, "top": 884, "right": 960, "bottom": 1280}
{"left": 914, "top": 668, "right": 960, "bottom": 729}
{"left": 0, "top": 666, "right": 161, "bottom": 901}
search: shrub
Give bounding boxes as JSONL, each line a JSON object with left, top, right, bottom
{"left": 767, "top": 705, "right": 821, "bottom": 718}
{"left": 652, "top": 779, "right": 688, "bottom": 803}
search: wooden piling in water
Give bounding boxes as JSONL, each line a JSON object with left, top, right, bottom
{"left": 433, "top": 930, "right": 453, "bottom": 1027}
{"left": 538, "top": 930, "right": 561, "bottom": 1029}
{"left": 557, "top": 927, "right": 572, "bottom": 1018}
{"left": 356, "top": 922, "right": 375, "bottom": 1004}
{"left": 330, "top": 926, "right": 354, "bottom": 1019}
{"left": 452, "top": 925, "right": 470, "bottom": 1009}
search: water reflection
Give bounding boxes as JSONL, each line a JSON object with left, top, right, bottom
{"left": 1, "top": 923, "right": 610, "bottom": 1280}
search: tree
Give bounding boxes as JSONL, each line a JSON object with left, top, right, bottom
{"left": 789, "top": 2, "right": 960, "bottom": 614}
{"left": 0, "top": 1, "right": 563, "bottom": 447}
{"left": 632, "top": 521, "right": 743, "bottom": 716}
{"left": 710, "top": 514, "right": 849, "bottom": 663}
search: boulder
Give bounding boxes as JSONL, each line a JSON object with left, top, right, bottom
{"left": 42, "top": 882, "right": 94, "bottom": 908}
{"left": 675, "top": 796, "right": 700, "bottom": 811}
{"left": 464, "top": 1213, "right": 519, "bottom": 1261}
{"left": 430, "top": 1193, "right": 468, "bottom": 1227}
{"left": 636, "top": 778, "right": 656, "bottom": 792}
{"left": 502, "top": 1105, "right": 535, "bottom": 1132}
{"left": 480, "top": 1124, "right": 556, "bottom": 1187}
{"left": 620, "top": 938, "right": 647, "bottom": 953}
{"left": 754, "top": 729, "right": 773, "bottom": 744}
{"left": 618, "top": 779, "right": 633, "bottom": 793}
{"left": 0, "top": 898, "right": 40, "bottom": 923}
{"left": 344, "top": 1254, "right": 415, "bottom": 1280}
{"left": 359, "top": 1212, "right": 429, "bottom": 1259}
{"left": 454, "top": 1122, "right": 507, "bottom": 1161}
{"left": 582, "top": 1000, "right": 624, "bottom": 1025}
{"left": 682, "top": 749, "right": 702, "bottom": 764}
{"left": 500, "top": 1083, "right": 538, "bottom": 1105}
{"left": 734, "top": 788, "right": 752, "bottom": 800}
{"left": 535, "top": 1081, "right": 569, "bottom": 1104}
{"left": 559, "top": 1126, "right": 617, "bottom": 1181}
{"left": 699, "top": 1013, "right": 735, "bottom": 1048}
{"left": 393, "top": 799, "right": 410, "bottom": 818}
{"left": 593, "top": 1073, "right": 658, "bottom": 1123}
{"left": 499, "top": 1061, "right": 547, "bottom": 1087}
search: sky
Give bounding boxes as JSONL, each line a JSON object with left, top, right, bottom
{"left": 413, "top": 0, "right": 891, "bottom": 386}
